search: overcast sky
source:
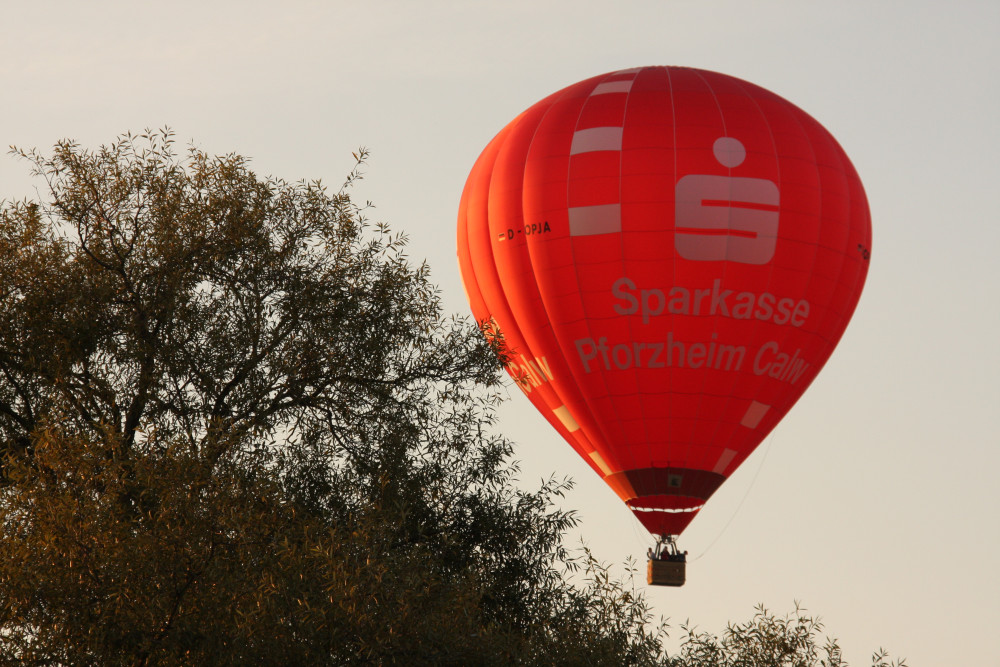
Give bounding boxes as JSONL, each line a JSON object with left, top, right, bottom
{"left": 3, "top": 2, "right": 998, "bottom": 664}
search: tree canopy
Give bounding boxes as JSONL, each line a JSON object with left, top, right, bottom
{"left": 0, "top": 131, "right": 903, "bottom": 666}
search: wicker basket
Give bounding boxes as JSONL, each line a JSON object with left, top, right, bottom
{"left": 647, "top": 559, "right": 686, "bottom": 587}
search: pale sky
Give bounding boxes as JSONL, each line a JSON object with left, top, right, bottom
{"left": 3, "top": 2, "right": 998, "bottom": 664}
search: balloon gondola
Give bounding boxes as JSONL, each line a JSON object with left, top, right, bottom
{"left": 457, "top": 66, "right": 871, "bottom": 586}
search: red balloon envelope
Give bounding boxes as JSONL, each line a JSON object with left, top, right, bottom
{"left": 457, "top": 66, "right": 871, "bottom": 537}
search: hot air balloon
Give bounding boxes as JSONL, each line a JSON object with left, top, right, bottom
{"left": 456, "top": 66, "right": 870, "bottom": 585}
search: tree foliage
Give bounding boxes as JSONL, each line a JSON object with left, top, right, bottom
{"left": 0, "top": 131, "right": 903, "bottom": 666}
{"left": 0, "top": 131, "right": 664, "bottom": 665}
{"left": 666, "top": 604, "right": 905, "bottom": 667}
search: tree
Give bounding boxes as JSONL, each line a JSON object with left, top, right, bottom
{"left": 665, "top": 604, "right": 906, "bottom": 667}
{"left": 0, "top": 131, "right": 670, "bottom": 665}
{"left": 0, "top": 131, "right": 904, "bottom": 666}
